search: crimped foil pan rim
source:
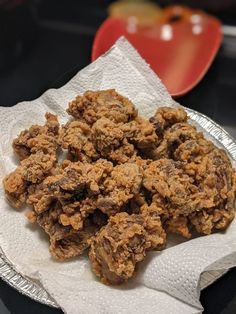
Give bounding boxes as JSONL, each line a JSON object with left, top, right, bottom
{"left": 0, "top": 108, "right": 235, "bottom": 309}
{"left": 0, "top": 251, "right": 58, "bottom": 308}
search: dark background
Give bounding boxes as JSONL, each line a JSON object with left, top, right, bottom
{"left": 0, "top": 0, "right": 236, "bottom": 313}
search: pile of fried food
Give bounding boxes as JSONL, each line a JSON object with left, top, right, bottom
{"left": 3, "top": 89, "right": 236, "bottom": 285}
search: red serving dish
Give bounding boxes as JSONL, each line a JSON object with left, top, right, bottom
{"left": 92, "top": 6, "right": 222, "bottom": 97}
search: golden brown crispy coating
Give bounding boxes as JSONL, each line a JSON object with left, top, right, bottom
{"left": 59, "top": 197, "right": 98, "bottom": 230}
{"left": 20, "top": 152, "right": 56, "bottom": 184}
{"left": 149, "top": 106, "right": 187, "bottom": 137}
{"left": 127, "top": 193, "right": 148, "bottom": 215}
{"left": 28, "top": 161, "right": 141, "bottom": 226}
{"left": 59, "top": 159, "right": 113, "bottom": 195}
{"left": 164, "top": 123, "right": 202, "bottom": 156}
{"left": 91, "top": 118, "right": 124, "bottom": 155}
{"left": 143, "top": 144, "right": 236, "bottom": 237}
{"left": 67, "top": 89, "right": 137, "bottom": 125}
{"left": 143, "top": 159, "right": 201, "bottom": 217}
{"left": 27, "top": 181, "right": 56, "bottom": 214}
{"left": 50, "top": 228, "right": 93, "bottom": 261}
{"left": 59, "top": 201, "right": 108, "bottom": 231}
{"left": 39, "top": 161, "right": 141, "bottom": 227}
{"left": 189, "top": 207, "right": 235, "bottom": 235}
{"left": 59, "top": 120, "right": 98, "bottom": 162}
{"left": 91, "top": 118, "right": 137, "bottom": 164}
{"left": 3, "top": 168, "right": 28, "bottom": 208}
{"left": 166, "top": 216, "right": 191, "bottom": 238}
{"left": 233, "top": 170, "right": 236, "bottom": 192}
{"left": 45, "top": 112, "right": 60, "bottom": 135}
{"left": 38, "top": 159, "right": 112, "bottom": 196}
{"left": 150, "top": 115, "right": 235, "bottom": 237}
{"left": 139, "top": 193, "right": 166, "bottom": 217}
{"left": 13, "top": 113, "right": 59, "bottom": 160}
{"left": 122, "top": 116, "right": 158, "bottom": 150}
{"left": 3, "top": 152, "right": 56, "bottom": 209}
{"left": 89, "top": 212, "right": 166, "bottom": 285}
{"left": 97, "top": 163, "right": 142, "bottom": 215}
{"left": 13, "top": 125, "right": 43, "bottom": 160}
{"left": 174, "top": 138, "right": 214, "bottom": 163}
{"left": 3, "top": 91, "right": 236, "bottom": 282}
{"left": 36, "top": 204, "right": 100, "bottom": 260}
{"left": 147, "top": 122, "right": 201, "bottom": 160}
{"left": 109, "top": 139, "right": 137, "bottom": 164}
{"left": 187, "top": 148, "right": 236, "bottom": 234}
{"left": 27, "top": 159, "right": 113, "bottom": 230}
{"left": 26, "top": 163, "right": 73, "bottom": 216}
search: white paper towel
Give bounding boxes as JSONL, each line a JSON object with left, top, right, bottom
{"left": 0, "top": 37, "right": 235, "bottom": 314}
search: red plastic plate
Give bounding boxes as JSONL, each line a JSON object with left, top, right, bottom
{"left": 92, "top": 7, "right": 222, "bottom": 97}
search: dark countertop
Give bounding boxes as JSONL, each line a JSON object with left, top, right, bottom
{"left": 0, "top": 1, "right": 236, "bottom": 313}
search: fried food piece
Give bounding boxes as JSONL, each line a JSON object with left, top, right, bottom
{"left": 139, "top": 193, "right": 166, "bottom": 217}
{"left": 91, "top": 118, "right": 137, "bottom": 163}
{"left": 46, "top": 161, "right": 140, "bottom": 227}
{"left": 174, "top": 138, "right": 214, "bottom": 164}
{"left": 143, "top": 149, "right": 236, "bottom": 237}
{"left": 127, "top": 193, "right": 148, "bottom": 215}
{"left": 89, "top": 212, "right": 166, "bottom": 285}
{"left": 59, "top": 197, "right": 98, "bottom": 230}
{"left": 3, "top": 167, "right": 28, "bottom": 208}
{"left": 26, "top": 162, "right": 76, "bottom": 216}
{"left": 164, "top": 123, "right": 202, "bottom": 157}
{"left": 155, "top": 146, "right": 235, "bottom": 237}
{"left": 92, "top": 118, "right": 124, "bottom": 154}
{"left": 67, "top": 89, "right": 137, "bottom": 125}
{"left": 20, "top": 152, "right": 56, "bottom": 184}
{"left": 3, "top": 152, "right": 56, "bottom": 208}
{"left": 59, "top": 203, "right": 108, "bottom": 231}
{"left": 27, "top": 181, "right": 56, "bottom": 214}
{"left": 109, "top": 139, "right": 136, "bottom": 164}
{"left": 149, "top": 106, "right": 187, "bottom": 137}
{"left": 122, "top": 117, "right": 158, "bottom": 150}
{"left": 45, "top": 112, "right": 60, "bottom": 135}
{"left": 165, "top": 122, "right": 200, "bottom": 143}
{"left": 59, "top": 120, "right": 98, "bottom": 162}
{"left": 97, "top": 163, "right": 142, "bottom": 215}
{"left": 233, "top": 170, "right": 236, "bottom": 192}
{"left": 28, "top": 159, "right": 113, "bottom": 230}
{"left": 153, "top": 113, "right": 235, "bottom": 236}
{"left": 50, "top": 219, "right": 100, "bottom": 261}
{"left": 36, "top": 204, "right": 100, "bottom": 260}
{"left": 13, "top": 113, "right": 59, "bottom": 160}
{"left": 39, "top": 159, "right": 112, "bottom": 197}
{"left": 147, "top": 106, "right": 193, "bottom": 159}
{"left": 166, "top": 216, "right": 191, "bottom": 238}
{"left": 148, "top": 123, "right": 201, "bottom": 160}
{"left": 187, "top": 148, "right": 236, "bottom": 234}
{"left": 143, "top": 159, "right": 201, "bottom": 217}
{"left": 189, "top": 207, "right": 235, "bottom": 235}
{"left": 36, "top": 202, "right": 63, "bottom": 235}
{"left": 50, "top": 228, "right": 93, "bottom": 261}
{"left": 57, "top": 159, "right": 113, "bottom": 195}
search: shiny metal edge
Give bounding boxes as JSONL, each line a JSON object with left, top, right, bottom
{"left": 0, "top": 108, "right": 235, "bottom": 308}
{"left": 0, "top": 253, "right": 58, "bottom": 308}
{"left": 187, "top": 108, "right": 236, "bottom": 161}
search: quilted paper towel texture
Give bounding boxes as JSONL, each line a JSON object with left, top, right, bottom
{"left": 0, "top": 38, "right": 236, "bottom": 314}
